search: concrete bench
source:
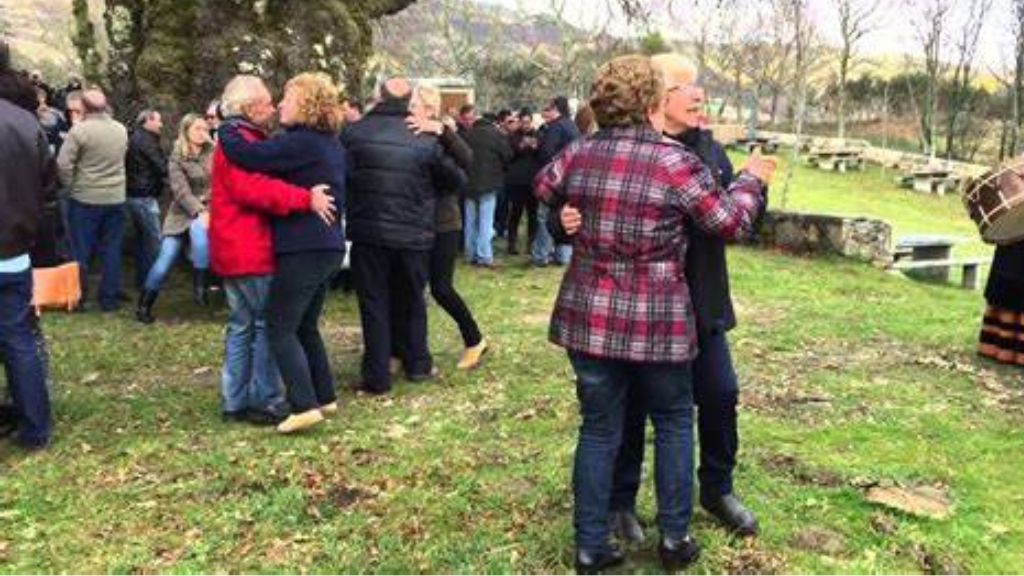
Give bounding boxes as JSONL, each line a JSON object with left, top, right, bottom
{"left": 811, "top": 154, "right": 864, "bottom": 173}
{"left": 889, "top": 258, "right": 990, "bottom": 290}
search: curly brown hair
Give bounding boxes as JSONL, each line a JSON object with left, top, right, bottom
{"left": 588, "top": 55, "right": 663, "bottom": 128}
{"left": 285, "top": 72, "right": 345, "bottom": 133}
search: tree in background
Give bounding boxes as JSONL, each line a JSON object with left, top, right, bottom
{"left": 943, "top": 0, "right": 992, "bottom": 160}
{"left": 72, "top": 0, "right": 415, "bottom": 122}
{"left": 909, "top": 0, "right": 952, "bottom": 157}
{"left": 71, "top": 0, "right": 103, "bottom": 85}
{"left": 832, "top": 0, "right": 879, "bottom": 139}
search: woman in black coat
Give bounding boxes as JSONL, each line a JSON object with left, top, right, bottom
{"left": 979, "top": 239, "right": 1024, "bottom": 366}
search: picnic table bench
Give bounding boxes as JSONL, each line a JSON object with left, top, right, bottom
{"left": 906, "top": 167, "right": 962, "bottom": 195}
{"left": 727, "top": 136, "right": 779, "bottom": 154}
{"left": 808, "top": 148, "right": 864, "bottom": 173}
{"left": 888, "top": 235, "right": 989, "bottom": 289}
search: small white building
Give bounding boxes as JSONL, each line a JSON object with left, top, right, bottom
{"left": 413, "top": 77, "right": 475, "bottom": 116}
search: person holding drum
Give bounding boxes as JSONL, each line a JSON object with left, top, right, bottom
{"left": 979, "top": 238, "right": 1024, "bottom": 365}
{"left": 964, "top": 161, "right": 1024, "bottom": 366}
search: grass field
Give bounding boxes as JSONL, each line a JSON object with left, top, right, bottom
{"left": 1, "top": 161, "right": 1022, "bottom": 573}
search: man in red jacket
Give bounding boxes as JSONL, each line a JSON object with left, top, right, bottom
{"left": 210, "top": 75, "right": 336, "bottom": 425}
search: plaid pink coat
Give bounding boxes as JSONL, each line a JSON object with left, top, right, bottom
{"left": 534, "top": 125, "right": 765, "bottom": 363}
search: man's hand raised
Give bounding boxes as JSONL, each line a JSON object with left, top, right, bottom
{"left": 741, "top": 150, "right": 778, "bottom": 186}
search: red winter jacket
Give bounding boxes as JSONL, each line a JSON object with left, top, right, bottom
{"left": 209, "top": 124, "right": 312, "bottom": 278}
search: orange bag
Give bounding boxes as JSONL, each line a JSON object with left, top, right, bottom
{"left": 31, "top": 262, "right": 82, "bottom": 315}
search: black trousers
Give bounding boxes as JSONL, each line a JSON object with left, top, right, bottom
{"left": 267, "top": 251, "right": 344, "bottom": 413}
{"left": 495, "top": 187, "right": 510, "bottom": 237}
{"left": 507, "top": 189, "right": 538, "bottom": 253}
{"left": 353, "top": 243, "right": 431, "bottom": 391}
{"left": 393, "top": 231, "right": 482, "bottom": 363}
{"left": 611, "top": 329, "right": 740, "bottom": 510}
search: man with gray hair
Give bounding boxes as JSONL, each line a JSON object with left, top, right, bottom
{"left": 209, "top": 74, "right": 337, "bottom": 426}
{"left": 342, "top": 77, "right": 466, "bottom": 394}
{"left": 557, "top": 53, "right": 767, "bottom": 544}
{"left": 125, "top": 109, "right": 167, "bottom": 293}
{"left": 57, "top": 88, "right": 129, "bottom": 311}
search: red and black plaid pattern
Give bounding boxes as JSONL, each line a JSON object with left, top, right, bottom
{"left": 535, "top": 125, "right": 765, "bottom": 363}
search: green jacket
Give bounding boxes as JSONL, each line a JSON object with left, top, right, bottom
{"left": 57, "top": 113, "right": 128, "bottom": 205}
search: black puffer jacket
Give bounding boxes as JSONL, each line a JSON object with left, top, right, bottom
{"left": 125, "top": 128, "right": 167, "bottom": 199}
{"left": 342, "top": 98, "right": 467, "bottom": 250}
{"left": 463, "top": 119, "right": 513, "bottom": 198}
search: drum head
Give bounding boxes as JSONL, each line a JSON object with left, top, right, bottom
{"left": 971, "top": 162, "right": 1024, "bottom": 244}
{"left": 986, "top": 206, "right": 1024, "bottom": 244}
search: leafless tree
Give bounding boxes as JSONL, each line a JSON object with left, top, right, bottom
{"left": 942, "top": 0, "right": 992, "bottom": 160}
{"left": 776, "top": 0, "right": 815, "bottom": 209}
{"left": 909, "top": 0, "right": 952, "bottom": 157}
{"left": 832, "top": 0, "right": 881, "bottom": 138}
{"left": 987, "top": 1, "right": 1024, "bottom": 160}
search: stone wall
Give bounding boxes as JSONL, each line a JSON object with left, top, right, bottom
{"left": 756, "top": 211, "right": 893, "bottom": 265}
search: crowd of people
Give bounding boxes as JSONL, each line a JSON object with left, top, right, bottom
{"left": 0, "top": 35, "right": 791, "bottom": 572}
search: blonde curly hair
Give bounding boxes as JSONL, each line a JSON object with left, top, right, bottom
{"left": 284, "top": 72, "right": 345, "bottom": 133}
{"left": 588, "top": 55, "right": 663, "bottom": 128}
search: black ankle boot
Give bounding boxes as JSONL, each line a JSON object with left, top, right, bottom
{"left": 193, "top": 270, "right": 209, "bottom": 306}
{"left": 701, "top": 493, "right": 759, "bottom": 536}
{"left": 135, "top": 290, "right": 159, "bottom": 324}
{"left": 574, "top": 545, "right": 624, "bottom": 575}
{"left": 659, "top": 534, "right": 700, "bottom": 573}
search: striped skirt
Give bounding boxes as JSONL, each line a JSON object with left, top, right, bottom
{"left": 979, "top": 306, "right": 1024, "bottom": 366}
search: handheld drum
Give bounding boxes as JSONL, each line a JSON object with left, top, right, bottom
{"left": 963, "top": 159, "right": 1024, "bottom": 245}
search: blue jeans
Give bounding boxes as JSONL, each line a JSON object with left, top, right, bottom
{"left": 612, "top": 330, "right": 740, "bottom": 511}
{"left": 464, "top": 192, "right": 497, "bottom": 265}
{"left": 568, "top": 351, "right": 694, "bottom": 552}
{"left": 67, "top": 198, "right": 126, "bottom": 310}
{"left": 221, "top": 276, "right": 283, "bottom": 413}
{"left": 126, "top": 197, "right": 162, "bottom": 290}
{"left": 0, "top": 270, "right": 51, "bottom": 447}
{"left": 143, "top": 219, "right": 210, "bottom": 293}
{"left": 532, "top": 203, "right": 572, "bottom": 266}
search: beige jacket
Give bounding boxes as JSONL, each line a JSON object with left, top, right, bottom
{"left": 57, "top": 113, "right": 128, "bottom": 205}
{"left": 163, "top": 147, "right": 213, "bottom": 236}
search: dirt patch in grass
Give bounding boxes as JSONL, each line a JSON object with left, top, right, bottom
{"left": 722, "top": 540, "right": 787, "bottom": 574}
{"left": 908, "top": 543, "right": 969, "bottom": 575}
{"left": 328, "top": 484, "right": 376, "bottom": 509}
{"left": 757, "top": 452, "right": 845, "bottom": 488}
{"left": 790, "top": 526, "right": 846, "bottom": 556}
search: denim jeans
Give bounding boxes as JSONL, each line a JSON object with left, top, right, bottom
{"left": 532, "top": 203, "right": 572, "bottom": 266}
{"left": 568, "top": 351, "right": 694, "bottom": 552}
{"left": 464, "top": 192, "right": 497, "bottom": 265}
{"left": 0, "top": 270, "right": 51, "bottom": 447}
{"left": 126, "top": 197, "right": 162, "bottom": 290}
{"left": 67, "top": 198, "right": 126, "bottom": 310}
{"left": 611, "top": 330, "right": 740, "bottom": 510}
{"left": 221, "top": 276, "right": 283, "bottom": 413}
{"left": 143, "top": 219, "right": 210, "bottom": 293}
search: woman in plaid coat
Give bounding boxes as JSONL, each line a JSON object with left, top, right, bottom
{"left": 534, "top": 55, "right": 773, "bottom": 574}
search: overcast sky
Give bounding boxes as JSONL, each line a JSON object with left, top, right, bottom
{"left": 480, "top": 0, "right": 1015, "bottom": 72}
